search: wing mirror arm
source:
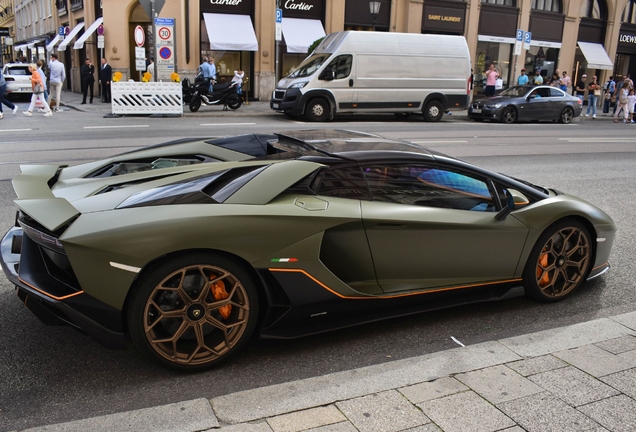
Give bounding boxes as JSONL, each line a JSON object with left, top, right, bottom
{"left": 495, "top": 193, "right": 515, "bottom": 221}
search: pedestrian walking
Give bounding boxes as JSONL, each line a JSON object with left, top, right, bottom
{"left": 36, "top": 60, "right": 48, "bottom": 105}
{"left": 628, "top": 89, "right": 636, "bottom": 123}
{"left": 0, "top": 67, "right": 18, "bottom": 119}
{"left": 613, "top": 81, "right": 631, "bottom": 123}
{"left": 99, "top": 57, "right": 112, "bottom": 103}
{"left": 48, "top": 53, "right": 65, "bottom": 112}
{"left": 22, "top": 64, "right": 52, "bottom": 117}
{"left": 575, "top": 74, "right": 586, "bottom": 103}
{"left": 585, "top": 75, "right": 600, "bottom": 118}
{"left": 602, "top": 76, "right": 616, "bottom": 115}
{"left": 80, "top": 58, "right": 95, "bottom": 104}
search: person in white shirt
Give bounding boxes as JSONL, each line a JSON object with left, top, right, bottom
{"left": 232, "top": 69, "right": 244, "bottom": 95}
{"left": 628, "top": 89, "right": 636, "bottom": 123}
{"left": 146, "top": 57, "right": 155, "bottom": 82}
{"left": 48, "top": 53, "right": 66, "bottom": 112}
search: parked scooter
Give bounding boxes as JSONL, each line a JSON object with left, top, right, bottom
{"left": 186, "top": 73, "right": 242, "bottom": 112}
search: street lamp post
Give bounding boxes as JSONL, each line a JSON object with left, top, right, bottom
{"left": 368, "top": 0, "right": 381, "bottom": 31}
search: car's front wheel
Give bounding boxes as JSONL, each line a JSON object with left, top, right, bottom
{"left": 127, "top": 252, "right": 259, "bottom": 371}
{"left": 559, "top": 107, "right": 574, "bottom": 124}
{"left": 501, "top": 106, "right": 517, "bottom": 123}
{"left": 523, "top": 219, "right": 592, "bottom": 302}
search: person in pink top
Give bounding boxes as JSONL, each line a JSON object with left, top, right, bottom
{"left": 23, "top": 63, "right": 53, "bottom": 117}
{"left": 484, "top": 64, "right": 500, "bottom": 97}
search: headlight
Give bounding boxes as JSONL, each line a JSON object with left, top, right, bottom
{"left": 289, "top": 82, "right": 307, "bottom": 89}
{"left": 485, "top": 103, "right": 503, "bottom": 109}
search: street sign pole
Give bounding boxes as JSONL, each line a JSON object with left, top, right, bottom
{"left": 151, "top": 0, "right": 157, "bottom": 80}
{"left": 275, "top": 3, "right": 282, "bottom": 83}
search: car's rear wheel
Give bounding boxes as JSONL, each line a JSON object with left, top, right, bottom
{"left": 423, "top": 100, "right": 443, "bottom": 122}
{"left": 128, "top": 252, "right": 259, "bottom": 371}
{"left": 523, "top": 219, "right": 592, "bottom": 302}
{"left": 305, "top": 98, "right": 330, "bottom": 122}
{"left": 559, "top": 107, "right": 574, "bottom": 124}
{"left": 501, "top": 106, "right": 517, "bottom": 123}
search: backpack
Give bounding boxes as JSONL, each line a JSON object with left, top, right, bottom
{"left": 603, "top": 80, "right": 610, "bottom": 91}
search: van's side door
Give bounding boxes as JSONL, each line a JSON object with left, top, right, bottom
{"left": 322, "top": 54, "right": 355, "bottom": 111}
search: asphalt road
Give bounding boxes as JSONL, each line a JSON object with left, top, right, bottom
{"left": 1, "top": 109, "right": 634, "bottom": 431}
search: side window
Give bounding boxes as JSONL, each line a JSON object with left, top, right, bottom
{"left": 316, "top": 166, "right": 372, "bottom": 200}
{"left": 538, "top": 88, "right": 551, "bottom": 97}
{"left": 549, "top": 88, "right": 564, "bottom": 97}
{"left": 363, "top": 164, "right": 496, "bottom": 211}
{"left": 327, "top": 55, "right": 353, "bottom": 80}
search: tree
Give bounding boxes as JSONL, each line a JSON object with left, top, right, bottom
{"left": 307, "top": 37, "right": 325, "bottom": 55}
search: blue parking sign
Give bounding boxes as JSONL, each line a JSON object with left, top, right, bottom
{"left": 524, "top": 31, "right": 532, "bottom": 44}
{"left": 516, "top": 29, "right": 524, "bottom": 42}
{"left": 58, "top": 26, "right": 65, "bottom": 36}
{"left": 276, "top": 8, "right": 282, "bottom": 23}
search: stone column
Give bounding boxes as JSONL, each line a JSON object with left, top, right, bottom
{"left": 256, "top": 0, "right": 276, "bottom": 101}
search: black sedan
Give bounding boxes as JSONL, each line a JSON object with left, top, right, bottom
{"left": 468, "top": 85, "right": 582, "bottom": 124}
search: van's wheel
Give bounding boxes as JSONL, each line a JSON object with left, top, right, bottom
{"left": 522, "top": 219, "right": 592, "bottom": 303}
{"left": 127, "top": 252, "right": 259, "bottom": 371}
{"left": 305, "top": 98, "right": 330, "bottom": 122}
{"left": 423, "top": 101, "right": 444, "bottom": 122}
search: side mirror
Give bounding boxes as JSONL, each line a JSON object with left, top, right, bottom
{"left": 320, "top": 67, "right": 335, "bottom": 81}
{"left": 495, "top": 189, "right": 529, "bottom": 221}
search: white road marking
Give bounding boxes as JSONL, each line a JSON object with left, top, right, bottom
{"left": 410, "top": 140, "right": 468, "bottom": 144}
{"left": 84, "top": 125, "right": 149, "bottom": 129}
{"left": 0, "top": 129, "right": 33, "bottom": 132}
{"left": 559, "top": 137, "right": 636, "bottom": 142}
{"left": 451, "top": 336, "right": 466, "bottom": 347}
{"left": 200, "top": 123, "right": 256, "bottom": 126}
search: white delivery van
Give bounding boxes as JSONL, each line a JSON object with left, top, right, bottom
{"left": 270, "top": 31, "right": 471, "bottom": 122}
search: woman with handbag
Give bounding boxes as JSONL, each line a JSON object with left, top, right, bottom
{"left": 23, "top": 63, "right": 52, "bottom": 117}
{"left": 585, "top": 75, "right": 600, "bottom": 118}
{"left": 614, "top": 81, "right": 632, "bottom": 123}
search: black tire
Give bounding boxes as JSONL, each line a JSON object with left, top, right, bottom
{"left": 522, "top": 219, "right": 592, "bottom": 303}
{"left": 423, "top": 100, "right": 444, "bottom": 122}
{"left": 559, "top": 107, "right": 574, "bottom": 124}
{"left": 227, "top": 94, "right": 242, "bottom": 110}
{"left": 189, "top": 96, "right": 201, "bottom": 113}
{"left": 501, "top": 106, "right": 517, "bottom": 124}
{"left": 394, "top": 112, "right": 412, "bottom": 120}
{"left": 127, "top": 252, "right": 259, "bottom": 371}
{"left": 305, "top": 98, "right": 330, "bottom": 122}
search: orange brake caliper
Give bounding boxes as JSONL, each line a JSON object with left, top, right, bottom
{"left": 537, "top": 253, "right": 550, "bottom": 286}
{"left": 211, "top": 280, "right": 232, "bottom": 319}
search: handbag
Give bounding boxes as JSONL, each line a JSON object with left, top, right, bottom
{"left": 33, "top": 83, "right": 44, "bottom": 95}
{"left": 593, "top": 88, "right": 601, "bottom": 97}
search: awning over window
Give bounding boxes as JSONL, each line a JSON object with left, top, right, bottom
{"left": 282, "top": 18, "right": 326, "bottom": 54}
{"left": 14, "top": 44, "right": 27, "bottom": 52}
{"left": 74, "top": 17, "right": 103, "bottom": 50}
{"left": 58, "top": 22, "right": 85, "bottom": 51}
{"left": 202, "top": 13, "right": 258, "bottom": 51}
{"left": 46, "top": 35, "right": 62, "bottom": 52}
{"left": 577, "top": 41, "right": 613, "bottom": 70}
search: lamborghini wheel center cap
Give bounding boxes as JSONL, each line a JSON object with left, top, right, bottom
{"left": 187, "top": 304, "right": 206, "bottom": 321}
{"left": 556, "top": 256, "right": 566, "bottom": 267}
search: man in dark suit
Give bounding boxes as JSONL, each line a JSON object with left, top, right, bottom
{"left": 99, "top": 57, "right": 113, "bottom": 103}
{"left": 80, "top": 58, "right": 95, "bottom": 104}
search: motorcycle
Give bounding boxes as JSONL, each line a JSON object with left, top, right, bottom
{"left": 186, "top": 73, "right": 242, "bottom": 113}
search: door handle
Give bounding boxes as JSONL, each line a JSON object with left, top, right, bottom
{"left": 349, "top": 79, "right": 354, "bottom": 87}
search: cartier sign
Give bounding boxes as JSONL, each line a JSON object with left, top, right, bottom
{"left": 281, "top": 0, "right": 323, "bottom": 19}
{"left": 209, "top": 0, "right": 242, "bottom": 4}
{"left": 201, "top": 0, "right": 252, "bottom": 14}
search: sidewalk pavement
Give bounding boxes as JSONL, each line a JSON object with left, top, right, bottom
{"left": 50, "top": 89, "right": 627, "bottom": 122}
{"left": 18, "top": 311, "right": 636, "bottom": 432}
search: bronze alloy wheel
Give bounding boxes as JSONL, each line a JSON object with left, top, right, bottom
{"left": 129, "top": 253, "right": 258, "bottom": 371}
{"left": 524, "top": 220, "right": 592, "bottom": 302}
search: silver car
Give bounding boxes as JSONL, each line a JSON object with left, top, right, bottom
{"left": 2, "top": 63, "right": 32, "bottom": 96}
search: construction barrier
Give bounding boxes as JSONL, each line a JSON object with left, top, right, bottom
{"left": 111, "top": 82, "right": 183, "bottom": 115}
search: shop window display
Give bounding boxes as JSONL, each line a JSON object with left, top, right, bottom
{"left": 475, "top": 42, "right": 511, "bottom": 94}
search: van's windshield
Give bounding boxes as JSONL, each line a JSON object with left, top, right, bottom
{"left": 287, "top": 54, "right": 330, "bottom": 78}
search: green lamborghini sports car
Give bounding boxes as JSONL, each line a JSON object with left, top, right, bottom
{"left": 1, "top": 130, "right": 615, "bottom": 371}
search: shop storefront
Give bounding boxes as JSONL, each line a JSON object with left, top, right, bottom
{"left": 421, "top": 0, "right": 466, "bottom": 36}
{"left": 575, "top": 0, "right": 612, "bottom": 80}
{"left": 345, "top": 0, "right": 390, "bottom": 32}
{"left": 616, "top": 24, "right": 636, "bottom": 78}
{"left": 475, "top": 4, "right": 518, "bottom": 93}
{"left": 200, "top": 0, "right": 258, "bottom": 98}
{"left": 279, "top": 0, "right": 326, "bottom": 78}
{"left": 525, "top": 10, "right": 564, "bottom": 79}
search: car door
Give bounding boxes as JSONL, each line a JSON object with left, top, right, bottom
{"left": 524, "top": 87, "right": 553, "bottom": 120}
{"left": 548, "top": 87, "right": 567, "bottom": 119}
{"left": 360, "top": 163, "right": 530, "bottom": 293}
{"left": 322, "top": 54, "right": 355, "bottom": 111}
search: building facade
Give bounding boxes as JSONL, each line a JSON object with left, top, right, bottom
{"left": 6, "top": 0, "right": 635, "bottom": 99}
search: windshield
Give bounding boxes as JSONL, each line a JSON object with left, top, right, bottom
{"left": 287, "top": 54, "right": 330, "bottom": 78}
{"left": 499, "top": 86, "right": 534, "bottom": 97}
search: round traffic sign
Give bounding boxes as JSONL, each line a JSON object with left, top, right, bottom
{"left": 158, "top": 27, "right": 171, "bottom": 40}
{"left": 159, "top": 46, "right": 172, "bottom": 60}
{"left": 134, "top": 25, "right": 145, "bottom": 47}
{"left": 64, "top": 26, "right": 70, "bottom": 36}
{"left": 97, "top": 24, "right": 104, "bottom": 36}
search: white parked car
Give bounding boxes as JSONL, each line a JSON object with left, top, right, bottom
{"left": 2, "top": 63, "right": 32, "bottom": 96}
